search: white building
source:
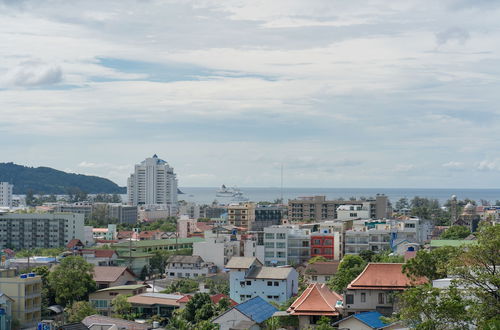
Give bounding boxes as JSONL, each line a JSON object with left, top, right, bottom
{"left": 226, "top": 257, "right": 298, "bottom": 304}
{"left": 0, "top": 213, "right": 85, "bottom": 249}
{"left": 336, "top": 204, "right": 371, "bottom": 221}
{"left": 127, "top": 155, "right": 178, "bottom": 210}
{"left": 0, "top": 182, "right": 13, "bottom": 208}
{"left": 263, "top": 225, "right": 311, "bottom": 266}
{"left": 165, "top": 255, "right": 216, "bottom": 279}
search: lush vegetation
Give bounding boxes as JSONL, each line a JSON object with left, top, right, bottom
{"left": 395, "top": 225, "right": 500, "bottom": 329}
{"left": 327, "top": 255, "right": 366, "bottom": 293}
{"left": 0, "top": 162, "right": 125, "bottom": 195}
{"left": 66, "top": 301, "right": 97, "bottom": 323}
{"left": 16, "top": 248, "right": 65, "bottom": 257}
{"left": 118, "top": 217, "right": 178, "bottom": 232}
{"left": 162, "top": 278, "right": 200, "bottom": 294}
{"left": 440, "top": 225, "right": 471, "bottom": 239}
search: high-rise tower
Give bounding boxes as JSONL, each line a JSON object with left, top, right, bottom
{"left": 127, "top": 155, "right": 178, "bottom": 208}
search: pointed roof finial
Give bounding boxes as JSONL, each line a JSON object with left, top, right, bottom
{"left": 153, "top": 154, "right": 158, "bottom": 158}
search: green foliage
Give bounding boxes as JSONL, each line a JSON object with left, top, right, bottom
{"left": 182, "top": 293, "right": 214, "bottom": 323}
{"left": 92, "top": 193, "right": 122, "bottom": 203}
{"left": 16, "top": 247, "right": 64, "bottom": 258}
{"left": 265, "top": 317, "right": 280, "bottom": 330}
{"left": 66, "top": 301, "right": 97, "bottom": 323}
{"left": 193, "top": 320, "right": 219, "bottom": 330}
{"left": 371, "top": 250, "right": 404, "bottom": 263}
{"left": 359, "top": 250, "right": 375, "bottom": 262}
{"left": 162, "top": 278, "right": 200, "bottom": 294}
{"left": 0, "top": 162, "right": 125, "bottom": 194}
{"left": 308, "top": 256, "right": 328, "bottom": 264}
{"left": 440, "top": 225, "right": 471, "bottom": 239}
{"left": 32, "top": 266, "right": 55, "bottom": 313}
{"left": 410, "top": 196, "right": 450, "bottom": 225}
{"left": 204, "top": 278, "right": 229, "bottom": 295}
{"left": 402, "top": 246, "right": 461, "bottom": 281}
{"left": 139, "top": 265, "right": 149, "bottom": 281}
{"left": 316, "top": 316, "right": 335, "bottom": 330}
{"left": 48, "top": 256, "right": 96, "bottom": 307}
{"left": 165, "top": 315, "right": 191, "bottom": 330}
{"left": 328, "top": 255, "right": 366, "bottom": 293}
{"left": 111, "top": 294, "right": 132, "bottom": 318}
{"left": 395, "top": 197, "right": 410, "bottom": 211}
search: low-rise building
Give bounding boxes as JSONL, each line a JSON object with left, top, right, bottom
{"left": 226, "top": 257, "right": 298, "bottom": 304}
{"left": 128, "top": 293, "right": 186, "bottom": 318}
{"left": 0, "top": 269, "right": 42, "bottom": 328}
{"left": 343, "top": 263, "right": 426, "bottom": 316}
{"left": 303, "top": 261, "right": 340, "bottom": 283}
{"left": 82, "top": 314, "right": 151, "bottom": 330}
{"left": 213, "top": 296, "right": 278, "bottom": 330}
{"left": 310, "top": 232, "right": 341, "bottom": 260}
{"left": 287, "top": 283, "right": 343, "bottom": 328}
{"left": 92, "top": 266, "right": 137, "bottom": 289}
{"left": 165, "top": 255, "right": 216, "bottom": 279}
{"left": 332, "top": 311, "right": 401, "bottom": 329}
{"left": 0, "top": 292, "right": 13, "bottom": 330}
{"left": 227, "top": 203, "right": 256, "bottom": 230}
{"left": 336, "top": 204, "right": 371, "bottom": 221}
{"left": 89, "top": 284, "right": 147, "bottom": 316}
{"left": 78, "top": 249, "right": 119, "bottom": 266}
{"left": 264, "top": 225, "right": 311, "bottom": 266}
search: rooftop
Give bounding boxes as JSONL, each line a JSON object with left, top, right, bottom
{"left": 234, "top": 296, "right": 278, "bottom": 323}
{"left": 113, "top": 237, "right": 204, "bottom": 248}
{"left": 287, "top": 283, "right": 342, "bottom": 316}
{"left": 127, "top": 293, "right": 185, "bottom": 307}
{"left": 430, "top": 240, "right": 477, "bottom": 247}
{"left": 96, "top": 284, "right": 147, "bottom": 292}
{"left": 333, "top": 311, "right": 392, "bottom": 329}
{"left": 82, "top": 315, "right": 150, "bottom": 330}
{"left": 246, "top": 266, "right": 295, "bottom": 280}
{"left": 93, "top": 266, "right": 136, "bottom": 283}
{"left": 347, "top": 263, "right": 426, "bottom": 290}
{"left": 304, "top": 261, "right": 340, "bottom": 276}
{"left": 166, "top": 255, "right": 204, "bottom": 264}
{"left": 225, "top": 257, "right": 262, "bottom": 269}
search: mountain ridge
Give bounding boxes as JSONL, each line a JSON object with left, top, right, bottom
{"left": 0, "top": 162, "right": 126, "bottom": 194}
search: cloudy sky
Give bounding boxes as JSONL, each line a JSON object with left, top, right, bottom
{"left": 1, "top": 0, "right": 500, "bottom": 188}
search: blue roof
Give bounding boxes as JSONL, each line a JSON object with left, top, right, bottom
{"left": 234, "top": 296, "right": 278, "bottom": 323}
{"left": 354, "top": 311, "right": 390, "bottom": 328}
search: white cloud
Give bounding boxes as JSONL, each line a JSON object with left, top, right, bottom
{"left": 1, "top": 60, "right": 62, "bottom": 87}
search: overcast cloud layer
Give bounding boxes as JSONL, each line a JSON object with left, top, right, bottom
{"left": 1, "top": 0, "right": 500, "bottom": 188}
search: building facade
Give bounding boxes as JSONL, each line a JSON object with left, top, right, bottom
{"left": 263, "top": 225, "right": 311, "bottom": 266}
{"left": 127, "top": 155, "right": 178, "bottom": 209}
{"left": 0, "top": 182, "right": 13, "bottom": 208}
{"left": 252, "top": 205, "right": 283, "bottom": 231}
{"left": 310, "top": 232, "right": 341, "bottom": 260}
{"left": 288, "top": 195, "right": 390, "bottom": 222}
{"left": 0, "top": 269, "right": 42, "bottom": 328}
{"left": 165, "top": 255, "right": 216, "bottom": 279}
{"left": 0, "top": 213, "right": 84, "bottom": 250}
{"left": 227, "top": 203, "right": 256, "bottom": 230}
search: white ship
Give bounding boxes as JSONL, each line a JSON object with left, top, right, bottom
{"left": 216, "top": 184, "right": 236, "bottom": 197}
{"left": 231, "top": 190, "right": 249, "bottom": 202}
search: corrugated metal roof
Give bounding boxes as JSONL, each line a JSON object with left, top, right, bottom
{"left": 234, "top": 296, "right": 278, "bottom": 323}
{"left": 354, "top": 311, "right": 390, "bottom": 328}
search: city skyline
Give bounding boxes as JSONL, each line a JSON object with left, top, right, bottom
{"left": 1, "top": 1, "right": 500, "bottom": 188}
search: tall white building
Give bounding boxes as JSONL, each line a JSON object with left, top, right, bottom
{"left": 0, "top": 182, "right": 13, "bottom": 208}
{"left": 127, "top": 155, "right": 178, "bottom": 209}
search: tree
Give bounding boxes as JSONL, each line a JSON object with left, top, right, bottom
{"left": 66, "top": 301, "right": 97, "bottom": 323}
{"left": 372, "top": 250, "right": 404, "bottom": 263}
{"left": 359, "top": 250, "right": 375, "bottom": 262}
{"left": 441, "top": 226, "right": 471, "bottom": 239}
{"left": 48, "top": 256, "right": 96, "bottom": 306}
{"left": 395, "top": 197, "right": 410, "bottom": 211}
{"left": 112, "top": 294, "right": 132, "bottom": 318}
{"left": 162, "top": 278, "right": 200, "bottom": 294}
{"left": 139, "top": 265, "right": 149, "bottom": 281}
{"left": 25, "top": 189, "right": 36, "bottom": 206}
{"left": 182, "top": 293, "right": 213, "bottom": 323}
{"left": 327, "top": 255, "right": 366, "bottom": 293}
{"left": 308, "top": 255, "right": 328, "bottom": 264}
{"left": 316, "top": 316, "right": 335, "bottom": 330}
{"left": 403, "top": 246, "right": 461, "bottom": 281}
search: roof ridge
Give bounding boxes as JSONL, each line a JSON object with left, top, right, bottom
{"left": 317, "top": 284, "right": 337, "bottom": 310}
{"left": 291, "top": 283, "right": 315, "bottom": 310}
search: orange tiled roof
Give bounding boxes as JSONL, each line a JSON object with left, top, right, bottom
{"left": 287, "top": 283, "right": 342, "bottom": 316}
{"left": 347, "top": 263, "right": 426, "bottom": 290}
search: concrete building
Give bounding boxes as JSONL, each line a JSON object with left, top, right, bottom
{"left": 0, "top": 269, "right": 42, "bottom": 328}
{"left": 0, "top": 292, "right": 13, "bottom": 330}
{"left": 227, "top": 203, "right": 256, "bottom": 230}
{"left": 0, "top": 213, "right": 84, "bottom": 250}
{"left": 107, "top": 204, "right": 138, "bottom": 225}
{"left": 226, "top": 257, "right": 298, "bottom": 304}
{"left": 336, "top": 204, "right": 370, "bottom": 221}
{"left": 303, "top": 261, "right": 340, "bottom": 284}
{"left": 288, "top": 195, "right": 390, "bottom": 222}
{"left": 165, "top": 255, "right": 216, "bottom": 279}
{"left": 137, "top": 205, "right": 173, "bottom": 221}
{"left": 263, "top": 225, "right": 311, "bottom": 266}
{"left": 92, "top": 266, "right": 137, "bottom": 289}
{"left": 251, "top": 205, "right": 283, "bottom": 231}
{"left": 89, "top": 284, "right": 147, "bottom": 316}
{"left": 178, "top": 201, "right": 200, "bottom": 219}
{"left": 127, "top": 154, "right": 178, "bottom": 209}
{"left": 55, "top": 202, "right": 93, "bottom": 218}
{"left": 310, "top": 232, "right": 342, "bottom": 260}
{"left": 213, "top": 296, "right": 277, "bottom": 330}
{"left": 0, "top": 182, "right": 13, "bottom": 208}
{"left": 343, "top": 263, "right": 426, "bottom": 316}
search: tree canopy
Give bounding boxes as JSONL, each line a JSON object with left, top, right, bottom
{"left": 66, "top": 301, "right": 97, "bottom": 323}
{"left": 440, "top": 225, "right": 471, "bottom": 239}
{"left": 327, "top": 255, "right": 366, "bottom": 293}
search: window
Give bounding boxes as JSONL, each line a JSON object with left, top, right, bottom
{"left": 302, "top": 241, "right": 309, "bottom": 247}
{"left": 240, "top": 281, "right": 246, "bottom": 286}
{"left": 324, "top": 239, "right": 333, "bottom": 245}
{"left": 325, "top": 276, "right": 330, "bottom": 281}
{"left": 277, "top": 252, "right": 286, "bottom": 258}
{"left": 246, "top": 281, "right": 251, "bottom": 285}
{"left": 267, "top": 281, "right": 273, "bottom": 286}
{"left": 265, "top": 242, "right": 275, "bottom": 248}
{"left": 277, "top": 233, "right": 286, "bottom": 239}
{"left": 346, "top": 294, "right": 354, "bottom": 304}
{"left": 240, "top": 295, "right": 246, "bottom": 301}
{"left": 91, "top": 300, "right": 108, "bottom": 308}
{"left": 265, "top": 251, "right": 274, "bottom": 258}
{"left": 274, "top": 281, "right": 279, "bottom": 286}
{"left": 324, "top": 248, "right": 332, "bottom": 255}
{"left": 276, "top": 242, "right": 286, "bottom": 249}
{"left": 378, "top": 292, "right": 385, "bottom": 304}
{"left": 405, "top": 223, "right": 416, "bottom": 228}
{"left": 311, "top": 276, "right": 318, "bottom": 281}
{"left": 265, "top": 233, "right": 275, "bottom": 239}
{"left": 313, "top": 239, "right": 321, "bottom": 245}
{"left": 361, "top": 293, "right": 366, "bottom": 303}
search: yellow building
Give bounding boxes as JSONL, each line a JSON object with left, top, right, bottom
{"left": 0, "top": 269, "right": 42, "bottom": 328}
{"left": 227, "top": 203, "right": 256, "bottom": 230}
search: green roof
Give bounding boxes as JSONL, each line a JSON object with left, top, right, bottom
{"left": 430, "top": 240, "right": 477, "bottom": 247}
{"left": 112, "top": 237, "right": 204, "bottom": 248}
{"left": 97, "top": 284, "right": 147, "bottom": 292}
{"left": 116, "top": 251, "right": 154, "bottom": 258}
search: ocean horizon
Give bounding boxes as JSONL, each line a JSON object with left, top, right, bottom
{"left": 177, "top": 187, "right": 500, "bottom": 205}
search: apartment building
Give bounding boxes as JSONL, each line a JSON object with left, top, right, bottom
{"left": 288, "top": 195, "right": 390, "bottom": 222}
{"left": 251, "top": 205, "right": 283, "bottom": 231}
{"left": 310, "top": 232, "right": 342, "bottom": 260}
{"left": 0, "top": 182, "right": 13, "bottom": 208}
{"left": 263, "top": 225, "right": 311, "bottom": 266}
{"left": 227, "top": 203, "right": 256, "bottom": 230}
{"left": 0, "top": 269, "right": 42, "bottom": 328}
{"left": 226, "top": 257, "right": 298, "bottom": 304}
{"left": 127, "top": 154, "right": 178, "bottom": 210}
{"left": 165, "top": 255, "right": 216, "bottom": 279}
{"left": 0, "top": 213, "right": 84, "bottom": 250}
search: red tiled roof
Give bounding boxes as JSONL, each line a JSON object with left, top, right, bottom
{"left": 95, "top": 239, "right": 118, "bottom": 243}
{"left": 67, "top": 239, "right": 84, "bottom": 249}
{"left": 287, "top": 283, "right": 342, "bottom": 316}
{"left": 195, "top": 223, "right": 214, "bottom": 232}
{"left": 347, "top": 263, "right": 426, "bottom": 290}
{"left": 93, "top": 266, "right": 135, "bottom": 283}
{"left": 211, "top": 293, "right": 237, "bottom": 306}
{"left": 94, "top": 249, "right": 117, "bottom": 258}
{"left": 82, "top": 315, "right": 150, "bottom": 330}
{"left": 304, "top": 262, "right": 340, "bottom": 276}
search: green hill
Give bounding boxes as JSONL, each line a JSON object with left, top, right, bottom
{"left": 0, "top": 162, "right": 126, "bottom": 194}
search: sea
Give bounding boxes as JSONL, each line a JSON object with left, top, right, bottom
{"left": 176, "top": 187, "right": 500, "bottom": 205}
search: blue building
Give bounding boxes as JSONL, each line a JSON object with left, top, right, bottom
{"left": 225, "top": 257, "right": 298, "bottom": 304}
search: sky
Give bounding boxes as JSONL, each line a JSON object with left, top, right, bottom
{"left": 1, "top": 0, "right": 500, "bottom": 188}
